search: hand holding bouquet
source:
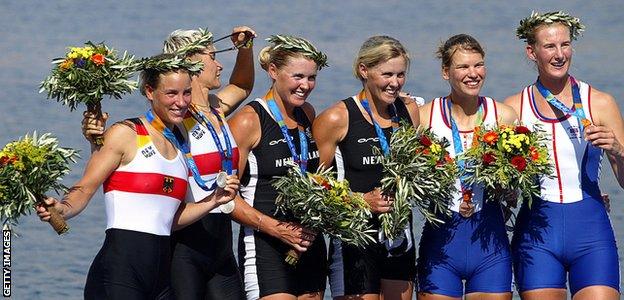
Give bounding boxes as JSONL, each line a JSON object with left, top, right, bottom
{"left": 0, "top": 132, "right": 79, "bottom": 234}
{"left": 40, "top": 42, "right": 138, "bottom": 145}
{"left": 377, "top": 123, "right": 457, "bottom": 240}
{"left": 273, "top": 165, "right": 375, "bottom": 265}
{"left": 461, "top": 124, "right": 553, "bottom": 207}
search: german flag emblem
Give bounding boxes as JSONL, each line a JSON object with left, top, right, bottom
{"left": 163, "top": 176, "right": 175, "bottom": 193}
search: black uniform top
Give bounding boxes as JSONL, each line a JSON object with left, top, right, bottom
{"left": 240, "top": 99, "right": 320, "bottom": 218}
{"left": 335, "top": 96, "right": 412, "bottom": 194}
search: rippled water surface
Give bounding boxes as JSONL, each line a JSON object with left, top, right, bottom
{"left": 1, "top": 1, "right": 622, "bottom": 299}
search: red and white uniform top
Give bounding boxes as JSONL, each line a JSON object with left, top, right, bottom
{"left": 180, "top": 112, "right": 239, "bottom": 213}
{"left": 518, "top": 80, "right": 603, "bottom": 203}
{"left": 103, "top": 118, "right": 188, "bottom": 236}
{"left": 428, "top": 97, "right": 500, "bottom": 213}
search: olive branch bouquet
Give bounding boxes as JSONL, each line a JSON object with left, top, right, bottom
{"left": 273, "top": 164, "right": 375, "bottom": 264}
{"left": 376, "top": 123, "right": 456, "bottom": 240}
{"left": 0, "top": 132, "right": 79, "bottom": 234}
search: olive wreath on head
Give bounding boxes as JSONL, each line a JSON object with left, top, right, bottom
{"left": 137, "top": 53, "right": 204, "bottom": 76}
{"left": 266, "top": 35, "right": 329, "bottom": 69}
{"left": 516, "top": 11, "right": 585, "bottom": 42}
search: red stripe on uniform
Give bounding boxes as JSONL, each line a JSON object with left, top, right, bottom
{"left": 550, "top": 123, "right": 564, "bottom": 203}
{"left": 192, "top": 147, "right": 240, "bottom": 175}
{"left": 104, "top": 171, "right": 187, "bottom": 201}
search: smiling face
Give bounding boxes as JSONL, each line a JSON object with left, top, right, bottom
{"left": 190, "top": 46, "right": 223, "bottom": 90}
{"left": 269, "top": 55, "right": 318, "bottom": 107}
{"left": 145, "top": 71, "right": 193, "bottom": 127}
{"left": 526, "top": 23, "right": 573, "bottom": 81}
{"left": 443, "top": 49, "right": 486, "bottom": 99}
{"left": 359, "top": 56, "right": 407, "bottom": 104}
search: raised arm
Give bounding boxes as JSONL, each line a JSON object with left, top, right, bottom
{"left": 214, "top": 26, "right": 257, "bottom": 116}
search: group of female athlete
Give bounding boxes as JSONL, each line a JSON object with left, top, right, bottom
{"left": 36, "top": 10, "right": 621, "bottom": 300}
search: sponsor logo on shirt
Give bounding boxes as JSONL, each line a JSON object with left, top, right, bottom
{"left": 357, "top": 137, "right": 380, "bottom": 144}
{"left": 141, "top": 146, "right": 156, "bottom": 158}
{"left": 191, "top": 127, "right": 205, "bottom": 140}
{"left": 567, "top": 125, "right": 581, "bottom": 139}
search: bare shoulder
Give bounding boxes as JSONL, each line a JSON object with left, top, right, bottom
{"left": 494, "top": 100, "right": 519, "bottom": 125}
{"left": 229, "top": 105, "right": 260, "bottom": 132}
{"left": 589, "top": 87, "right": 619, "bottom": 125}
{"left": 314, "top": 101, "right": 348, "bottom": 129}
{"left": 418, "top": 100, "right": 434, "bottom": 127}
{"left": 503, "top": 92, "right": 523, "bottom": 113}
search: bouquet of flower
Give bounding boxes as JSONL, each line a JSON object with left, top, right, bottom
{"left": 0, "top": 132, "right": 79, "bottom": 234}
{"left": 460, "top": 124, "right": 553, "bottom": 207}
{"left": 273, "top": 165, "right": 376, "bottom": 265}
{"left": 40, "top": 42, "right": 138, "bottom": 145}
{"left": 376, "top": 123, "right": 457, "bottom": 240}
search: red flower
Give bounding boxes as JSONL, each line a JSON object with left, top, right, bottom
{"left": 0, "top": 155, "right": 8, "bottom": 166}
{"left": 419, "top": 135, "right": 432, "bottom": 147}
{"left": 482, "top": 131, "right": 499, "bottom": 145}
{"left": 91, "top": 53, "right": 105, "bottom": 66}
{"left": 482, "top": 153, "right": 496, "bottom": 165}
{"left": 321, "top": 181, "right": 331, "bottom": 190}
{"left": 422, "top": 148, "right": 430, "bottom": 155}
{"left": 511, "top": 156, "right": 527, "bottom": 171}
{"left": 529, "top": 146, "right": 539, "bottom": 161}
{"left": 444, "top": 153, "right": 453, "bottom": 163}
{"left": 515, "top": 125, "right": 531, "bottom": 134}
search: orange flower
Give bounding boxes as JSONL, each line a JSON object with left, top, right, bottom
{"left": 530, "top": 146, "right": 539, "bottom": 161}
{"left": 472, "top": 127, "right": 481, "bottom": 147}
{"left": 444, "top": 153, "right": 453, "bottom": 163}
{"left": 59, "top": 59, "right": 73, "bottom": 70}
{"left": 91, "top": 53, "right": 105, "bottom": 66}
{"left": 482, "top": 131, "right": 499, "bottom": 145}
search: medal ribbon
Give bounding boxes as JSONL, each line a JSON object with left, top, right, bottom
{"left": 357, "top": 90, "right": 400, "bottom": 156}
{"left": 535, "top": 76, "right": 591, "bottom": 131}
{"left": 188, "top": 104, "right": 234, "bottom": 175}
{"left": 264, "top": 89, "right": 309, "bottom": 174}
{"left": 444, "top": 97, "right": 484, "bottom": 202}
{"left": 145, "top": 109, "right": 217, "bottom": 191}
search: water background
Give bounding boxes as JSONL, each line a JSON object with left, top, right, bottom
{"left": 1, "top": 1, "right": 622, "bottom": 299}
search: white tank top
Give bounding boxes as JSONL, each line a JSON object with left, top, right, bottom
{"left": 103, "top": 118, "right": 188, "bottom": 236}
{"left": 518, "top": 80, "right": 603, "bottom": 203}
{"left": 428, "top": 97, "right": 499, "bottom": 213}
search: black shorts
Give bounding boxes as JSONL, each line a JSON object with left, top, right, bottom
{"left": 328, "top": 228, "right": 416, "bottom": 297}
{"left": 171, "top": 242, "right": 245, "bottom": 300}
{"left": 84, "top": 229, "right": 173, "bottom": 300}
{"left": 171, "top": 215, "right": 245, "bottom": 300}
{"left": 238, "top": 226, "right": 327, "bottom": 299}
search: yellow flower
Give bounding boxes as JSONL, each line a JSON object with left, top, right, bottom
{"left": 430, "top": 143, "right": 442, "bottom": 155}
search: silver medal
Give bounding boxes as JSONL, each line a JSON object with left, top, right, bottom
{"left": 216, "top": 171, "right": 228, "bottom": 188}
{"left": 220, "top": 200, "right": 235, "bottom": 214}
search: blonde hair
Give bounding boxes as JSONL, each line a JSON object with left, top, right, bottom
{"left": 163, "top": 29, "right": 213, "bottom": 56}
{"left": 436, "top": 34, "right": 485, "bottom": 68}
{"left": 353, "top": 36, "right": 410, "bottom": 81}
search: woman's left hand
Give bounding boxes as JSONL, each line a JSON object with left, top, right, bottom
{"left": 213, "top": 175, "right": 240, "bottom": 205}
{"left": 231, "top": 26, "right": 256, "bottom": 48}
{"left": 585, "top": 125, "right": 624, "bottom": 156}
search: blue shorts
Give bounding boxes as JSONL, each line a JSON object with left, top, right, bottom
{"left": 417, "top": 202, "right": 512, "bottom": 297}
{"left": 511, "top": 196, "right": 620, "bottom": 295}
